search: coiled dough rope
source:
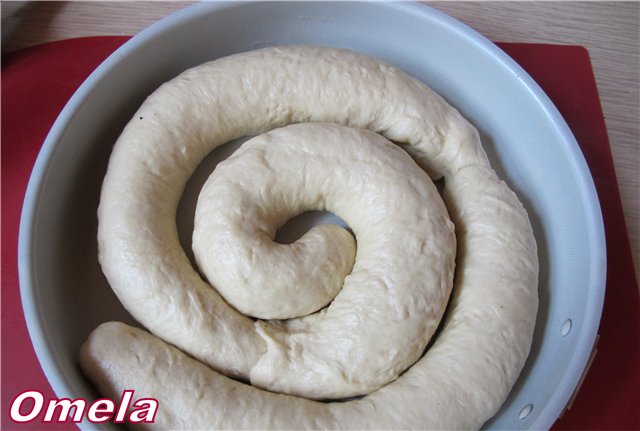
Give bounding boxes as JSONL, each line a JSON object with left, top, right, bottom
{"left": 193, "top": 123, "right": 455, "bottom": 398}
{"left": 81, "top": 46, "right": 538, "bottom": 429}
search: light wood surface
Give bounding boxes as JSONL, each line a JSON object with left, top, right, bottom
{"left": 2, "top": 1, "right": 638, "bottom": 279}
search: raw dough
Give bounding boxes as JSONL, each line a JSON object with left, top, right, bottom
{"left": 193, "top": 123, "right": 455, "bottom": 397}
{"left": 85, "top": 46, "right": 538, "bottom": 429}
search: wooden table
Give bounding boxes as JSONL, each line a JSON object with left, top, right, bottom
{"left": 2, "top": 1, "right": 638, "bottom": 277}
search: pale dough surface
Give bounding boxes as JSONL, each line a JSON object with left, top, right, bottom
{"left": 192, "top": 125, "right": 362, "bottom": 321}
{"left": 193, "top": 123, "right": 455, "bottom": 397}
{"left": 88, "top": 46, "right": 538, "bottom": 429}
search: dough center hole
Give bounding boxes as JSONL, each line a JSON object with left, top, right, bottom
{"left": 275, "top": 210, "right": 352, "bottom": 244}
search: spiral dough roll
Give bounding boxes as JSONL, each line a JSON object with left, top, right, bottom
{"left": 81, "top": 46, "right": 538, "bottom": 429}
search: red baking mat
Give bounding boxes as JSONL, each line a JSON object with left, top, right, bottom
{"left": 2, "top": 37, "right": 639, "bottom": 430}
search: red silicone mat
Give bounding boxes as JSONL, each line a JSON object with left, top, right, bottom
{"left": 2, "top": 37, "right": 639, "bottom": 430}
